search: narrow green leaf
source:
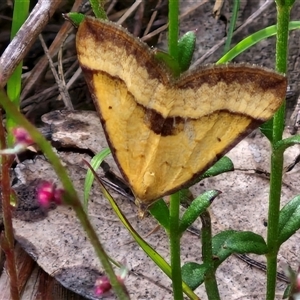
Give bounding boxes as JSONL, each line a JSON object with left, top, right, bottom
{"left": 83, "top": 148, "right": 111, "bottom": 211}
{"left": 260, "top": 119, "right": 274, "bottom": 142}
{"left": 278, "top": 195, "right": 300, "bottom": 245}
{"left": 182, "top": 262, "right": 208, "bottom": 290}
{"left": 6, "top": 0, "right": 30, "bottom": 145}
{"left": 217, "top": 21, "right": 300, "bottom": 64}
{"left": 178, "top": 31, "right": 196, "bottom": 72}
{"left": 178, "top": 188, "right": 194, "bottom": 206}
{"left": 282, "top": 284, "right": 292, "bottom": 299}
{"left": 179, "top": 190, "right": 220, "bottom": 234}
{"left": 99, "top": 181, "right": 197, "bottom": 298}
{"left": 200, "top": 156, "right": 234, "bottom": 180}
{"left": 154, "top": 50, "right": 181, "bottom": 77}
{"left": 65, "top": 12, "right": 85, "bottom": 27}
{"left": 281, "top": 265, "right": 295, "bottom": 298}
{"left": 149, "top": 199, "right": 170, "bottom": 232}
{"left": 188, "top": 157, "right": 233, "bottom": 187}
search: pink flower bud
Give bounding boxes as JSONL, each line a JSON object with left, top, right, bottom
{"left": 37, "top": 181, "right": 64, "bottom": 208}
{"left": 95, "top": 276, "right": 112, "bottom": 295}
{"left": 94, "top": 267, "right": 128, "bottom": 296}
{"left": 12, "top": 127, "right": 34, "bottom": 146}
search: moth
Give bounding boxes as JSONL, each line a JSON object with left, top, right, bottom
{"left": 76, "top": 17, "right": 287, "bottom": 212}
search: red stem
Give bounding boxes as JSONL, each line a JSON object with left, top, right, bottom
{"left": 0, "top": 112, "right": 20, "bottom": 299}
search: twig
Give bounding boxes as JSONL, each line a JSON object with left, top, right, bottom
{"left": 20, "top": 0, "right": 84, "bottom": 100}
{"left": 141, "top": 1, "right": 208, "bottom": 41}
{"left": 0, "top": 0, "right": 63, "bottom": 88}
{"left": 117, "top": 0, "right": 142, "bottom": 25}
{"left": 143, "top": 0, "right": 162, "bottom": 36}
{"left": 38, "top": 34, "right": 73, "bottom": 110}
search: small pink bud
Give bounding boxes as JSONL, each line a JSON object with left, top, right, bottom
{"left": 37, "top": 181, "right": 64, "bottom": 208}
{"left": 95, "top": 276, "right": 112, "bottom": 295}
{"left": 12, "top": 127, "right": 34, "bottom": 146}
{"left": 94, "top": 267, "right": 128, "bottom": 296}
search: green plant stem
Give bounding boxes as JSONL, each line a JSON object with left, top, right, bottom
{"left": 223, "top": 0, "right": 240, "bottom": 54}
{"left": 89, "top": 0, "right": 107, "bottom": 19}
{"left": 0, "top": 89, "right": 129, "bottom": 300}
{"left": 266, "top": 152, "right": 283, "bottom": 300}
{"left": 168, "top": 0, "right": 179, "bottom": 61}
{"left": 6, "top": 0, "right": 29, "bottom": 145}
{"left": 168, "top": 3, "right": 183, "bottom": 297}
{"left": 8, "top": 0, "right": 29, "bottom": 103}
{"left": 266, "top": 2, "right": 293, "bottom": 300}
{"left": 201, "top": 211, "right": 220, "bottom": 300}
{"left": 169, "top": 192, "right": 183, "bottom": 300}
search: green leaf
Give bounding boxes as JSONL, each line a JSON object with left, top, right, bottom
{"left": 282, "top": 284, "right": 292, "bottom": 299}
{"left": 149, "top": 199, "right": 170, "bottom": 232}
{"left": 278, "top": 195, "right": 300, "bottom": 245}
{"left": 178, "top": 188, "right": 194, "bottom": 206}
{"left": 83, "top": 148, "right": 111, "bottom": 211}
{"left": 212, "top": 230, "right": 237, "bottom": 264}
{"left": 154, "top": 50, "right": 181, "bottom": 77}
{"left": 212, "top": 230, "right": 267, "bottom": 266}
{"left": 223, "top": 231, "right": 268, "bottom": 254}
{"left": 217, "top": 21, "right": 300, "bottom": 64}
{"left": 182, "top": 262, "right": 207, "bottom": 290}
{"left": 179, "top": 190, "right": 220, "bottom": 234}
{"left": 65, "top": 12, "right": 85, "bottom": 27}
{"left": 188, "top": 157, "right": 233, "bottom": 187}
{"left": 282, "top": 265, "right": 295, "bottom": 298}
{"left": 200, "top": 156, "right": 234, "bottom": 180}
{"left": 6, "top": 0, "right": 30, "bottom": 144}
{"left": 178, "top": 31, "right": 196, "bottom": 72}
{"left": 260, "top": 119, "right": 274, "bottom": 142}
